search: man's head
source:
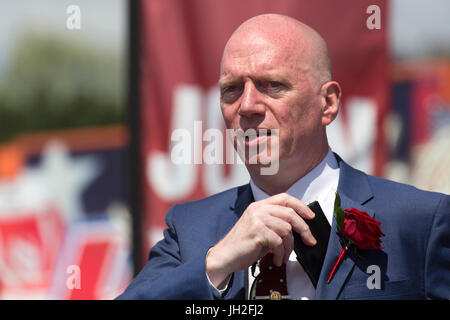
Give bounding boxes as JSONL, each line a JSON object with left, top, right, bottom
{"left": 221, "top": 14, "right": 332, "bottom": 92}
{"left": 219, "top": 14, "right": 341, "bottom": 193}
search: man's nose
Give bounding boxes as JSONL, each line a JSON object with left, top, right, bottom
{"left": 238, "top": 82, "right": 265, "bottom": 117}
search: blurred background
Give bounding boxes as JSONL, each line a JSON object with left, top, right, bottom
{"left": 0, "top": 0, "right": 448, "bottom": 299}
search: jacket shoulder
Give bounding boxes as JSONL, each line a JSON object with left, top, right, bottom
{"left": 365, "top": 174, "right": 448, "bottom": 222}
{"left": 367, "top": 174, "right": 446, "bottom": 202}
{"left": 167, "top": 184, "right": 249, "bottom": 222}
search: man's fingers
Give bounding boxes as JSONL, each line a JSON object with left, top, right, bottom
{"left": 266, "top": 235, "right": 293, "bottom": 267}
{"left": 265, "top": 204, "right": 316, "bottom": 246}
{"left": 223, "top": 194, "right": 316, "bottom": 272}
{"left": 296, "top": 221, "right": 316, "bottom": 246}
{"left": 272, "top": 243, "right": 285, "bottom": 267}
{"left": 263, "top": 193, "right": 315, "bottom": 220}
{"left": 282, "top": 232, "right": 294, "bottom": 264}
{"left": 262, "top": 213, "right": 295, "bottom": 266}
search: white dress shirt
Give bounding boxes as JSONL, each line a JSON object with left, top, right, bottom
{"left": 207, "top": 148, "right": 340, "bottom": 299}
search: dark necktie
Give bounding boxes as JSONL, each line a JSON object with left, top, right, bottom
{"left": 251, "top": 252, "right": 290, "bottom": 300}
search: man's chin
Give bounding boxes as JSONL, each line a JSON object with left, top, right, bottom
{"left": 242, "top": 154, "right": 280, "bottom": 176}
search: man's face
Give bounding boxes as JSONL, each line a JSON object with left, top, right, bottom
{"left": 219, "top": 33, "right": 324, "bottom": 170}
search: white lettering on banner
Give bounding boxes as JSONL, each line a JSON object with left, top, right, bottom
{"left": 203, "top": 87, "right": 250, "bottom": 194}
{"left": 147, "top": 86, "right": 201, "bottom": 201}
{"left": 147, "top": 86, "right": 250, "bottom": 201}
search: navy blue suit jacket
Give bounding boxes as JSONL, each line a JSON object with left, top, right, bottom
{"left": 118, "top": 156, "right": 450, "bottom": 299}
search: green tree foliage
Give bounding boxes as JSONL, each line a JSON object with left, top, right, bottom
{"left": 0, "top": 31, "right": 125, "bottom": 142}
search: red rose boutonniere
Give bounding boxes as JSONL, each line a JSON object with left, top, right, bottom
{"left": 327, "top": 192, "right": 385, "bottom": 283}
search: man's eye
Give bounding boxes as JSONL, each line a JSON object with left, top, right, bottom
{"left": 221, "top": 84, "right": 242, "bottom": 95}
{"left": 268, "top": 81, "right": 282, "bottom": 88}
{"left": 259, "top": 81, "right": 284, "bottom": 93}
{"left": 221, "top": 85, "right": 242, "bottom": 103}
{"left": 224, "top": 85, "right": 238, "bottom": 93}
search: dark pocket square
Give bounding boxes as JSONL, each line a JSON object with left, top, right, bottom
{"left": 292, "top": 201, "right": 331, "bottom": 288}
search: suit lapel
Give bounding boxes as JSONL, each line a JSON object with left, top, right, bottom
{"left": 315, "top": 155, "right": 375, "bottom": 299}
{"left": 216, "top": 184, "right": 254, "bottom": 299}
{"left": 216, "top": 184, "right": 254, "bottom": 239}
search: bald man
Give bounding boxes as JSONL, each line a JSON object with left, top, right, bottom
{"left": 118, "top": 14, "right": 449, "bottom": 300}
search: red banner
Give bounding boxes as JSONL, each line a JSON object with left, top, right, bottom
{"left": 139, "top": 0, "right": 389, "bottom": 262}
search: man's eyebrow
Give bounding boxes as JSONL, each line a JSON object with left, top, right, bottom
{"left": 218, "top": 72, "right": 293, "bottom": 87}
{"left": 218, "top": 77, "right": 239, "bottom": 87}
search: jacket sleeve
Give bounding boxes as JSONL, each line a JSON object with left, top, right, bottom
{"left": 425, "top": 194, "right": 450, "bottom": 299}
{"left": 116, "top": 204, "right": 215, "bottom": 300}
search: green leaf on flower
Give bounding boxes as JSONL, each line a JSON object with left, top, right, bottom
{"left": 335, "top": 207, "right": 345, "bottom": 232}
{"left": 334, "top": 193, "right": 345, "bottom": 231}
{"left": 334, "top": 192, "right": 341, "bottom": 213}
{"left": 346, "top": 239, "right": 353, "bottom": 248}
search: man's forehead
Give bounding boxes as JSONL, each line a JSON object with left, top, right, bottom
{"left": 229, "top": 14, "right": 307, "bottom": 42}
{"left": 220, "top": 33, "right": 303, "bottom": 80}
{"left": 225, "top": 14, "right": 312, "bottom": 50}
{"left": 224, "top": 25, "right": 303, "bottom": 56}
{"left": 222, "top": 40, "right": 279, "bottom": 68}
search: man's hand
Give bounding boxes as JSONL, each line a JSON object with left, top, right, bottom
{"left": 205, "top": 193, "right": 317, "bottom": 289}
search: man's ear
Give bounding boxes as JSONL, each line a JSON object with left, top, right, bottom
{"left": 320, "top": 81, "right": 341, "bottom": 126}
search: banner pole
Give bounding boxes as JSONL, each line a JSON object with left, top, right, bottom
{"left": 127, "top": 0, "right": 143, "bottom": 276}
